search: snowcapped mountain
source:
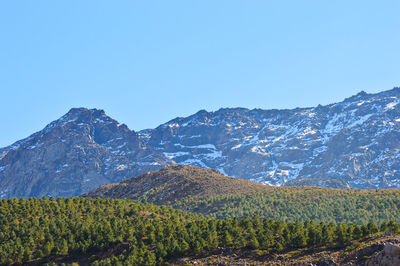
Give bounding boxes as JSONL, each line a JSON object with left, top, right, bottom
{"left": 0, "top": 108, "right": 172, "bottom": 198}
{"left": 141, "top": 87, "right": 400, "bottom": 189}
{"left": 0, "top": 88, "right": 399, "bottom": 198}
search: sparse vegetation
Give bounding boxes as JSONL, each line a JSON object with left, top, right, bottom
{"left": 83, "top": 164, "right": 269, "bottom": 204}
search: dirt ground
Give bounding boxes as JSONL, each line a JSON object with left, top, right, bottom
{"left": 169, "top": 235, "right": 400, "bottom": 266}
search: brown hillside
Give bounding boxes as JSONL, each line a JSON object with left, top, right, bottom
{"left": 82, "top": 164, "right": 269, "bottom": 204}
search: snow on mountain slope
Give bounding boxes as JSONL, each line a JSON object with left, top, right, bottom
{"left": 141, "top": 88, "right": 400, "bottom": 188}
{"left": 0, "top": 88, "right": 400, "bottom": 198}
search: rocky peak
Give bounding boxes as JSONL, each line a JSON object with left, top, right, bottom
{"left": 343, "top": 90, "right": 369, "bottom": 102}
{"left": 44, "top": 108, "right": 119, "bottom": 132}
{"left": 0, "top": 108, "right": 172, "bottom": 198}
{"left": 381, "top": 86, "right": 400, "bottom": 96}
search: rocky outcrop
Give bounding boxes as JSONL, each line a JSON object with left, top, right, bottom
{"left": 366, "top": 242, "right": 400, "bottom": 266}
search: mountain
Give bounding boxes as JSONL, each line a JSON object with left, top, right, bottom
{"left": 82, "top": 164, "right": 268, "bottom": 204}
{"left": 140, "top": 87, "right": 400, "bottom": 189}
{"left": 0, "top": 108, "right": 172, "bottom": 198}
{"left": 1, "top": 88, "right": 400, "bottom": 198}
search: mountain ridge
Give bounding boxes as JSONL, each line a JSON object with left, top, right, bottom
{"left": 1, "top": 87, "right": 400, "bottom": 198}
{"left": 140, "top": 87, "right": 400, "bottom": 188}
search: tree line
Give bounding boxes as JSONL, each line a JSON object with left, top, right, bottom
{"left": 0, "top": 197, "right": 399, "bottom": 265}
{"left": 180, "top": 188, "right": 400, "bottom": 224}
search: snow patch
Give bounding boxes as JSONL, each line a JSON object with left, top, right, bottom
{"left": 385, "top": 102, "right": 399, "bottom": 110}
{"left": 176, "top": 143, "right": 217, "bottom": 149}
{"left": 231, "top": 144, "right": 242, "bottom": 150}
{"left": 251, "top": 146, "right": 269, "bottom": 156}
{"left": 116, "top": 164, "right": 128, "bottom": 171}
{"left": 190, "top": 144, "right": 216, "bottom": 149}
{"left": 0, "top": 165, "right": 9, "bottom": 172}
{"left": 204, "top": 149, "right": 222, "bottom": 160}
{"left": 347, "top": 114, "right": 373, "bottom": 128}
{"left": 163, "top": 152, "right": 190, "bottom": 159}
{"left": 279, "top": 162, "right": 304, "bottom": 181}
{"left": 117, "top": 143, "right": 127, "bottom": 149}
{"left": 168, "top": 123, "right": 180, "bottom": 128}
{"left": 217, "top": 168, "right": 227, "bottom": 175}
{"left": 301, "top": 127, "right": 317, "bottom": 136}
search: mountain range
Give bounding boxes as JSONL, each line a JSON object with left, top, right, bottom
{"left": 1, "top": 87, "right": 399, "bottom": 198}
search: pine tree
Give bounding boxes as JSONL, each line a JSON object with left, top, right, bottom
{"left": 249, "top": 235, "right": 260, "bottom": 249}
{"left": 353, "top": 225, "right": 363, "bottom": 239}
{"left": 222, "top": 231, "right": 233, "bottom": 247}
{"left": 60, "top": 239, "right": 69, "bottom": 255}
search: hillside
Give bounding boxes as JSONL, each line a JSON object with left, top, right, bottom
{"left": 84, "top": 165, "right": 400, "bottom": 225}
{"left": 170, "top": 235, "right": 400, "bottom": 265}
{"left": 185, "top": 187, "right": 400, "bottom": 224}
{"left": 82, "top": 164, "right": 268, "bottom": 204}
{"left": 1, "top": 197, "right": 399, "bottom": 265}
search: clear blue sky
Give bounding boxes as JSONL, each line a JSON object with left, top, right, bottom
{"left": 1, "top": 1, "right": 399, "bottom": 147}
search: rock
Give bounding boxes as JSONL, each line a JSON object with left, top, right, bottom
{"left": 365, "top": 242, "right": 400, "bottom": 266}
{"left": 383, "top": 242, "right": 400, "bottom": 256}
{"left": 100, "top": 242, "right": 131, "bottom": 259}
{"left": 317, "top": 258, "right": 337, "bottom": 266}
